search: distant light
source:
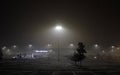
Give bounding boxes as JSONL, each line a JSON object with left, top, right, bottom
{"left": 94, "top": 56, "right": 97, "bottom": 59}
{"left": 12, "top": 57, "right": 16, "bottom": 59}
{"left": 70, "top": 43, "right": 74, "bottom": 47}
{"left": 7, "top": 49, "right": 10, "bottom": 52}
{"left": 2, "top": 46, "right": 6, "bottom": 50}
{"left": 94, "top": 44, "right": 98, "bottom": 48}
{"left": 13, "top": 45, "right": 17, "bottom": 48}
{"left": 102, "top": 50, "right": 105, "bottom": 53}
{"left": 55, "top": 25, "right": 62, "bottom": 31}
{"left": 48, "top": 44, "right": 52, "bottom": 47}
{"left": 111, "top": 46, "right": 115, "bottom": 49}
{"left": 28, "top": 44, "right": 32, "bottom": 48}
{"left": 117, "top": 48, "right": 120, "bottom": 50}
{"left": 35, "top": 50, "right": 48, "bottom": 53}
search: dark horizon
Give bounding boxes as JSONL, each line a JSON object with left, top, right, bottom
{"left": 0, "top": 0, "right": 120, "bottom": 47}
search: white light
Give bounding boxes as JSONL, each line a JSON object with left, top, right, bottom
{"left": 55, "top": 25, "right": 62, "bottom": 31}
{"left": 35, "top": 50, "right": 48, "bottom": 53}
{"left": 94, "top": 44, "right": 98, "bottom": 48}
{"left": 48, "top": 44, "right": 52, "bottom": 47}
{"left": 102, "top": 50, "right": 105, "bottom": 53}
{"left": 70, "top": 43, "right": 74, "bottom": 47}
{"left": 12, "top": 57, "right": 16, "bottom": 59}
{"left": 2, "top": 46, "right": 6, "bottom": 50}
{"left": 13, "top": 45, "right": 17, "bottom": 48}
{"left": 111, "top": 46, "right": 115, "bottom": 49}
{"left": 28, "top": 44, "right": 32, "bottom": 48}
{"left": 94, "top": 56, "right": 97, "bottom": 59}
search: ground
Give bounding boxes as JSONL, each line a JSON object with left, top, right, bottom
{"left": 0, "top": 59, "right": 120, "bottom": 75}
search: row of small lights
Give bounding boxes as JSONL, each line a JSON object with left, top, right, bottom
{"left": 2, "top": 44, "right": 119, "bottom": 51}
{"left": 1, "top": 43, "right": 74, "bottom": 50}
{"left": 1, "top": 44, "right": 120, "bottom": 59}
{"left": 93, "top": 44, "right": 120, "bottom": 59}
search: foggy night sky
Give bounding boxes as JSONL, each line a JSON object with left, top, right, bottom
{"left": 0, "top": 0, "right": 120, "bottom": 47}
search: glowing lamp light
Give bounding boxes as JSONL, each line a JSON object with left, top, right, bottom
{"left": 117, "top": 48, "right": 120, "bottom": 50}
{"left": 55, "top": 25, "right": 62, "bottom": 31}
{"left": 28, "top": 44, "right": 32, "bottom": 48}
{"left": 111, "top": 46, "right": 115, "bottom": 49}
{"left": 94, "top": 44, "right": 98, "bottom": 48}
{"left": 13, "top": 45, "right": 17, "bottom": 48}
{"left": 7, "top": 49, "right": 10, "bottom": 52}
{"left": 2, "top": 46, "right": 6, "bottom": 50}
{"left": 48, "top": 44, "right": 52, "bottom": 47}
{"left": 70, "top": 43, "right": 74, "bottom": 47}
{"left": 94, "top": 56, "right": 97, "bottom": 59}
{"left": 102, "top": 50, "right": 105, "bottom": 53}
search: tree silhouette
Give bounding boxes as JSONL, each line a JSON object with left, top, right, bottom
{"left": 71, "top": 42, "right": 87, "bottom": 66}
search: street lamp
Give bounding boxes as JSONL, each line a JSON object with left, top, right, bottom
{"left": 47, "top": 43, "right": 52, "bottom": 50}
{"left": 55, "top": 25, "right": 63, "bottom": 62}
{"left": 28, "top": 44, "right": 33, "bottom": 58}
{"left": 48, "top": 44, "right": 52, "bottom": 47}
{"left": 28, "top": 44, "right": 33, "bottom": 48}
{"left": 69, "top": 43, "right": 75, "bottom": 54}
{"left": 94, "top": 44, "right": 98, "bottom": 48}
{"left": 102, "top": 50, "right": 105, "bottom": 53}
{"left": 6, "top": 49, "right": 11, "bottom": 55}
{"left": 94, "top": 56, "right": 97, "bottom": 59}
{"left": 13, "top": 45, "right": 16, "bottom": 48}
{"left": 2, "top": 46, "right": 6, "bottom": 50}
{"left": 111, "top": 46, "right": 115, "bottom": 49}
{"left": 70, "top": 43, "right": 74, "bottom": 47}
{"left": 55, "top": 25, "right": 62, "bottom": 31}
{"left": 94, "top": 44, "right": 100, "bottom": 59}
{"left": 111, "top": 46, "right": 115, "bottom": 52}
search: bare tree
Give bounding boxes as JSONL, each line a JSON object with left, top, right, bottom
{"left": 71, "top": 42, "right": 87, "bottom": 66}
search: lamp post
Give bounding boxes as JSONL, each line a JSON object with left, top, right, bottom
{"left": 94, "top": 44, "right": 100, "bottom": 59}
{"left": 55, "top": 25, "right": 63, "bottom": 62}
{"left": 111, "top": 46, "right": 115, "bottom": 52}
{"left": 28, "top": 44, "right": 33, "bottom": 58}
{"left": 70, "top": 43, "right": 74, "bottom": 53}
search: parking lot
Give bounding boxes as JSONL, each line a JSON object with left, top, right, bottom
{"left": 0, "top": 59, "right": 120, "bottom": 75}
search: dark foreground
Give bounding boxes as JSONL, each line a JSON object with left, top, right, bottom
{"left": 0, "top": 59, "right": 120, "bottom": 75}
